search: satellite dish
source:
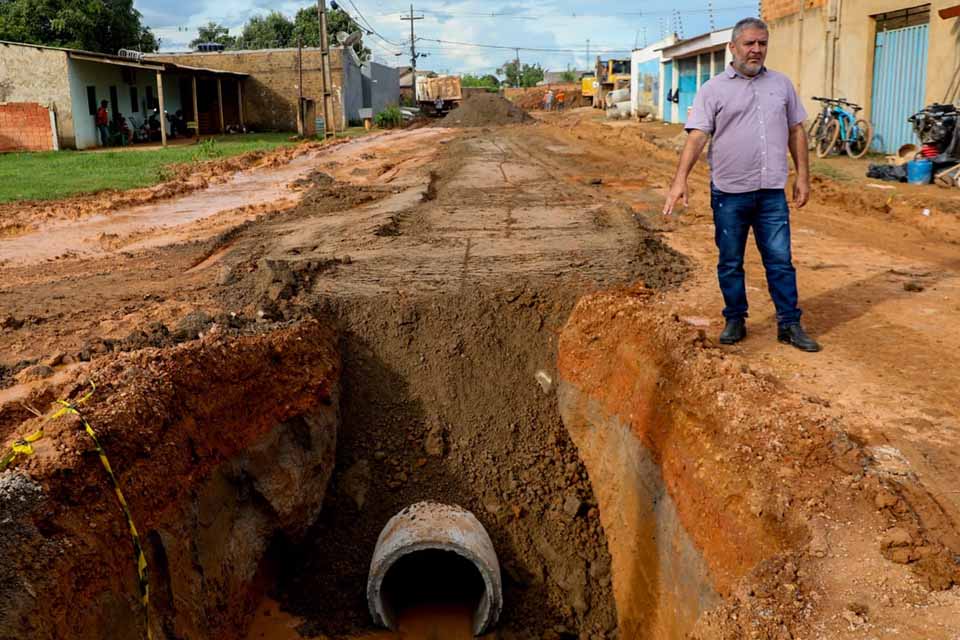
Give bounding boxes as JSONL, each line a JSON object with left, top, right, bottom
{"left": 339, "top": 30, "right": 363, "bottom": 47}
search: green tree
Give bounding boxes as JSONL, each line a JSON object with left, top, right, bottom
{"left": 0, "top": 0, "right": 158, "bottom": 53}
{"left": 461, "top": 74, "right": 500, "bottom": 90}
{"left": 190, "top": 22, "right": 237, "bottom": 49}
{"left": 497, "top": 60, "right": 545, "bottom": 88}
{"left": 238, "top": 11, "right": 295, "bottom": 49}
{"left": 561, "top": 70, "right": 577, "bottom": 83}
{"left": 291, "top": 6, "right": 370, "bottom": 60}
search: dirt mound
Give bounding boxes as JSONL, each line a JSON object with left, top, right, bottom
{"left": 439, "top": 93, "right": 533, "bottom": 127}
{"left": 512, "top": 87, "right": 584, "bottom": 111}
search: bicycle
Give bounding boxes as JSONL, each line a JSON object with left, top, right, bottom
{"left": 807, "top": 96, "right": 835, "bottom": 152}
{"left": 811, "top": 97, "right": 873, "bottom": 159}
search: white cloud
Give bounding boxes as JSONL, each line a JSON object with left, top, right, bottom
{"left": 137, "top": 0, "right": 754, "bottom": 71}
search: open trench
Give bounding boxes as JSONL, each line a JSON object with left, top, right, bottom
{"left": 0, "top": 124, "right": 846, "bottom": 640}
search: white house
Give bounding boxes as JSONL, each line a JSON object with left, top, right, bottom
{"left": 658, "top": 28, "right": 735, "bottom": 124}
{"left": 630, "top": 35, "right": 679, "bottom": 120}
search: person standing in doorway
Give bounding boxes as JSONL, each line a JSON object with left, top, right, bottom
{"left": 96, "top": 100, "right": 110, "bottom": 147}
{"left": 662, "top": 17, "right": 820, "bottom": 352}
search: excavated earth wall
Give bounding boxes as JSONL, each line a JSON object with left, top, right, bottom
{"left": 0, "top": 321, "right": 339, "bottom": 640}
{"left": 558, "top": 288, "right": 854, "bottom": 639}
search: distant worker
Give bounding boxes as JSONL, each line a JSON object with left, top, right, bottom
{"left": 544, "top": 89, "right": 555, "bottom": 111}
{"left": 96, "top": 100, "right": 110, "bottom": 147}
{"left": 663, "top": 17, "right": 821, "bottom": 353}
{"left": 556, "top": 89, "right": 566, "bottom": 111}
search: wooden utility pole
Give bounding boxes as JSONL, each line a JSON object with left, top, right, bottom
{"left": 317, "top": 0, "right": 336, "bottom": 137}
{"left": 297, "top": 36, "right": 304, "bottom": 136}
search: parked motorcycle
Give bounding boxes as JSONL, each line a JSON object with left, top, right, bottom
{"left": 909, "top": 103, "right": 960, "bottom": 162}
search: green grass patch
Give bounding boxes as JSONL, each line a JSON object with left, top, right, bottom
{"left": 811, "top": 160, "right": 852, "bottom": 182}
{"left": 0, "top": 132, "right": 314, "bottom": 203}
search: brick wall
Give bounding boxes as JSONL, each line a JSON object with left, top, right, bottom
{"left": 0, "top": 103, "right": 54, "bottom": 152}
{"left": 0, "top": 43, "right": 74, "bottom": 147}
{"left": 762, "top": 0, "right": 825, "bottom": 22}
{"left": 149, "top": 48, "right": 351, "bottom": 131}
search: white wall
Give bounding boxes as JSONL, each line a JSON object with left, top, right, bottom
{"left": 630, "top": 36, "right": 678, "bottom": 116}
{"left": 66, "top": 59, "right": 183, "bottom": 149}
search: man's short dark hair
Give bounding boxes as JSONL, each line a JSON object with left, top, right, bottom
{"left": 732, "top": 17, "right": 769, "bottom": 42}
{"left": 100, "top": 100, "right": 108, "bottom": 106}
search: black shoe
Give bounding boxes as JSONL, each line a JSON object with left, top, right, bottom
{"left": 778, "top": 323, "right": 822, "bottom": 352}
{"left": 719, "top": 318, "right": 746, "bottom": 345}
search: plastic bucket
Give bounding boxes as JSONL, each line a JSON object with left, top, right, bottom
{"left": 907, "top": 159, "right": 933, "bottom": 185}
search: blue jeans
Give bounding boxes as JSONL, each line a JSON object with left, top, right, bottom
{"left": 97, "top": 124, "right": 110, "bottom": 146}
{"left": 710, "top": 186, "right": 802, "bottom": 327}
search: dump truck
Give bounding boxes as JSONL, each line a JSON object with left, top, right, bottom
{"left": 592, "top": 58, "right": 632, "bottom": 109}
{"left": 416, "top": 75, "right": 463, "bottom": 116}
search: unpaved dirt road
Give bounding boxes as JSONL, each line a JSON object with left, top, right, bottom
{"left": 3, "top": 108, "right": 960, "bottom": 639}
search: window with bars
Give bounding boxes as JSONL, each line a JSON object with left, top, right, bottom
{"left": 874, "top": 4, "right": 931, "bottom": 31}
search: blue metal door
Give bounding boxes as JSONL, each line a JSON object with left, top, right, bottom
{"left": 871, "top": 24, "right": 929, "bottom": 153}
{"left": 662, "top": 61, "right": 674, "bottom": 121}
{"left": 677, "top": 58, "right": 698, "bottom": 124}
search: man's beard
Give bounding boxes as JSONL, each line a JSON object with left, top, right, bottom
{"left": 737, "top": 59, "right": 763, "bottom": 76}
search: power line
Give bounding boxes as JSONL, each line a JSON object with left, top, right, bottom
{"left": 377, "top": 5, "right": 753, "bottom": 19}
{"left": 416, "top": 37, "right": 634, "bottom": 54}
{"left": 340, "top": 0, "right": 404, "bottom": 46}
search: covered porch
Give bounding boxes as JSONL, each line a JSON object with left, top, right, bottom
{"left": 65, "top": 51, "right": 247, "bottom": 149}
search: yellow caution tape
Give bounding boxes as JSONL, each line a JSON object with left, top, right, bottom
{"left": 1, "top": 383, "right": 151, "bottom": 640}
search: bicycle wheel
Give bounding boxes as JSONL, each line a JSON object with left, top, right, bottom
{"left": 806, "top": 114, "right": 823, "bottom": 151}
{"left": 845, "top": 119, "right": 873, "bottom": 159}
{"left": 816, "top": 120, "right": 840, "bottom": 158}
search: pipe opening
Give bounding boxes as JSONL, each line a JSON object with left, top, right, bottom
{"left": 379, "top": 548, "right": 488, "bottom": 635}
{"left": 367, "top": 502, "right": 503, "bottom": 636}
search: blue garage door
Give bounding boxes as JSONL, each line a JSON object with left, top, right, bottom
{"left": 871, "top": 22, "right": 929, "bottom": 153}
{"left": 677, "top": 58, "right": 698, "bottom": 124}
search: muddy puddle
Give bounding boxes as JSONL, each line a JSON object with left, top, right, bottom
{"left": 247, "top": 599, "right": 477, "bottom": 640}
{"left": 0, "top": 151, "right": 321, "bottom": 265}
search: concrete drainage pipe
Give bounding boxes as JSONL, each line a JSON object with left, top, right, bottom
{"left": 367, "top": 501, "right": 503, "bottom": 636}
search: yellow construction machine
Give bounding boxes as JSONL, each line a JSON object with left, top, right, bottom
{"left": 581, "top": 72, "right": 597, "bottom": 105}
{"left": 592, "top": 58, "right": 632, "bottom": 109}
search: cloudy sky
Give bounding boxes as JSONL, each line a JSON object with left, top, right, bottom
{"left": 138, "top": 1, "right": 758, "bottom": 74}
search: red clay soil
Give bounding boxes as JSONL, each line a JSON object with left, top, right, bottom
{"left": 546, "top": 112, "right": 960, "bottom": 638}
{"left": 510, "top": 87, "right": 584, "bottom": 111}
{"left": 2, "top": 116, "right": 960, "bottom": 639}
{"left": 0, "top": 321, "right": 339, "bottom": 640}
{"left": 438, "top": 93, "right": 533, "bottom": 127}
{"left": 558, "top": 286, "right": 960, "bottom": 637}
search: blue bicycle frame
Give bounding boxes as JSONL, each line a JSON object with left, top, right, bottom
{"left": 829, "top": 105, "right": 860, "bottom": 143}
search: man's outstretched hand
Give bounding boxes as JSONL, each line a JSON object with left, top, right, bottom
{"left": 792, "top": 178, "right": 810, "bottom": 208}
{"left": 663, "top": 180, "right": 689, "bottom": 216}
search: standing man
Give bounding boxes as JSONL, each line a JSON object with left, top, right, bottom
{"left": 544, "top": 88, "right": 555, "bottom": 112}
{"left": 556, "top": 88, "right": 566, "bottom": 112}
{"left": 96, "top": 100, "right": 110, "bottom": 147}
{"left": 663, "top": 17, "right": 820, "bottom": 352}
